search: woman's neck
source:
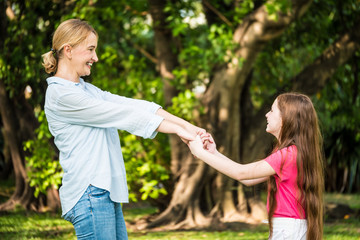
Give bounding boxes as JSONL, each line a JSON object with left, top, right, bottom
{"left": 55, "top": 64, "right": 80, "bottom": 83}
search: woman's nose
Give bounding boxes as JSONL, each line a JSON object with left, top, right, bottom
{"left": 93, "top": 52, "right": 98, "bottom": 62}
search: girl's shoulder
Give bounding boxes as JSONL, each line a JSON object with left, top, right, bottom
{"left": 266, "top": 145, "right": 297, "bottom": 176}
{"left": 286, "top": 144, "right": 297, "bottom": 153}
{"left": 269, "top": 145, "right": 297, "bottom": 163}
{"left": 272, "top": 145, "right": 297, "bottom": 154}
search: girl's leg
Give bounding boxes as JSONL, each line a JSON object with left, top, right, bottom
{"left": 63, "top": 185, "right": 121, "bottom": 239}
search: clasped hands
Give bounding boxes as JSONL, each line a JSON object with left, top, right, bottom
{"left": 188, "top": 132, "right": 217, "bottom": 158}
{"left": 177, "top": 125, "right": 216, "bottom": 157}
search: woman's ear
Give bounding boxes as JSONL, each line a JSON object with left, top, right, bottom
{"left": 63, "top": 44, "right": 72, "bottom": 60}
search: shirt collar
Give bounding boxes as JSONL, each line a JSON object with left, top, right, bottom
{"left": 46, "top": 77, "right": 85, "bottom": 87}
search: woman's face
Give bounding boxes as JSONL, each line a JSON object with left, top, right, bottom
{"left": 265, "top": 99, "right": 282, "bottom": 139}
{"left": 70, "top": 32, "right": 98, "bottom": 77}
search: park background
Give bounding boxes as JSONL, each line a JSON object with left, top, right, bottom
{"left": 0, "top": 0, "right": 359, "bottom": 239}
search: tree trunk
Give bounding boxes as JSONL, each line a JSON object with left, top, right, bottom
{"left": 0, "top": 2, "right": 60, "bottom": 212}
{"left": 0, "top": 130, "right": 13, "bottom": 180}
{"left": 147, "top": 0, "right": 211, "bottom": 228}
{"left": 144, "top": 0, "right": 311, "bottom": 228}
{"left": 144, "top": 0, "right": 360, "bottom": 229}
{"left": 0, "top": 79, "right": 34, "bottom": 210}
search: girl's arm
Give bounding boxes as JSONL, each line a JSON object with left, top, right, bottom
{"left": 240, "top": 177, "right": 269, "bottom": 186}
{"left": 189, "top": 135, "right": 275, "bottom": 182}
{"left": 211, "top": 150, "right": 269, "bottom": 186}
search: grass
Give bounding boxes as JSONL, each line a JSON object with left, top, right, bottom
{"left": 127, "top": 229, "right": 269, "bottom": 240}
{"left": 323, "top": 218, "right": 360, "bottom": 240}
{"left": 0, "top": 177, "right": 359, "bottom": 239}
{"left": 0, "top": 199, "right": 359, "bottom": 240}
{"left": 0, "top": 206, "right": 270, "bottom": 240}
{"left": 0, "top": 210, "right": 75, "bottom": 240}
{"left": 325, "top": 193, "right": 360, "bottom": 210}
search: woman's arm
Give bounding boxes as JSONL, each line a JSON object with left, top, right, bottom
{"left": 101, "top": 89, "right": 161, "bottom": 113}
{"left": 156, "top": 108, "right": 205, "bottom": 136}
{"left": 188, "top": 135, "right": 275, "bottom": 182}
{"left": 156, "top": 119, "right": 195, "bottom": 142}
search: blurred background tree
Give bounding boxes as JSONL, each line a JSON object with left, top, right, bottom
{"left": 0, "top": 0, "right": 359, "bottom": 229}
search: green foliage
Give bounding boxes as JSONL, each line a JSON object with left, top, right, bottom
{"left": 314, "top": 58, "right": 360, "bottom": 192}
{"left": 0, "top": 0, "right": 69, "bottom": 201}
{"left": 1, "top": 0, "right": 64, "bottom": 105}
{"left": 265, "top": 0, "right": 291, "bottom": 21}
{"left": 120, "top": 133, "right": 170, "bottom": 202}
{"left": 207, "top": 24, "right": 238, "bottom": 67}
{"left": 168, "top": 90, "right": 201, "bottom": 122}
{"left": 3, "top": 0, "right": 360, "bottom": 206}
{"left": 250, "top": 0, "right": 360, "bottom": 192}
{"left": 24, "top": 111, "right": 62, "bottom": 197}
{"left": 233, "top": 0, "right": 255, "bottom": 24}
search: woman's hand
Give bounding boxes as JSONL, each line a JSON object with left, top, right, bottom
{"left": 155, "top": 109, "right": 205, "bottom": 143}
{"left": 176, "top": 126, "right": 196, "bottom": 144}
{"left": 188, "top": 135, "right": 207, "bottom": 158}
{"left": 184, "top": 124, "right": 206, "bottom": 137}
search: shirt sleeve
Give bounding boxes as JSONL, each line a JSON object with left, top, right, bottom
{"left": 46, "top": 87, "right": 164, "bottom": 139}
{"left": 264, "top": 148, "right": 287, "bottom": 179}
{"left": 88, "top": 83, "right": 162, "bottom": 113}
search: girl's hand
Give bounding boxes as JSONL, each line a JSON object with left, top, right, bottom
{"left": 200, "top": 133, "right": 216, "bottom": 154}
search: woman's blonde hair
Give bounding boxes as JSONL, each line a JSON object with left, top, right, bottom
{"left": 268, "top": 93, "right": 324, "bottom": 240}
{"left": 41, "top": 19, "right": 98, "bottom": 74}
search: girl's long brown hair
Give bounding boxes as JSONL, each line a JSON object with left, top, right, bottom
{"left": 268, "top": 93, "right": 324, "bottom": 240}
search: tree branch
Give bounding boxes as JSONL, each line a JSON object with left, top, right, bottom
{"left": 291, "top": 18, "right": 360, "bottom": 95}
{"left": 202, "top": 0, "right": 233, "bottom": 27}
{"left": 148, "top": 0, "right": 179, "bottom": 106}
{"left": 133, "top": 43, "right": 158, "bottom": 64}
{"left": 233, "top": 0, "right": 312, "bottom": 50}
{"left": 242, "top": 18, "right": 360, "bottom": 162}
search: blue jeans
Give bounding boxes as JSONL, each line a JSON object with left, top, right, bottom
{"left": 63, "top": 185, "right": 128, "bottom": 239}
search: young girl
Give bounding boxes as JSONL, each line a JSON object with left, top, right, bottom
{"left": 188, "top": 93, "right": 324, "bottom": 240}
{"left": 42, "top": 19, "right": 205, "bottom": 239}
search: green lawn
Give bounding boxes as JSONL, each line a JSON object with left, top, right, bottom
{"left": 0, "top": 195, "right": 359, "bottom": 240}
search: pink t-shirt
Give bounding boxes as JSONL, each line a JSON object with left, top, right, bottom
{"left": 265, "top": 145, "right": 305, "bottom": 219}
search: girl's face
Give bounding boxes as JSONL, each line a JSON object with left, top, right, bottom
{"left": 70, "top": 32, "right": 98, "bottom": 77}
{"left": 265, "top": 99, "right": 282, "bottom": 139}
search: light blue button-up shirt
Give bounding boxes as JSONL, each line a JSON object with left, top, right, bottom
{"left": 44, "top": 77, "right": 164, "bottom": 216}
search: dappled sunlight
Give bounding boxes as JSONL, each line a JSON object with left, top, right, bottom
{"left": 160, "top": 62, "right": 175, "bottom": 79}
{"left": 1, "top": 0, "right": 359, "bottom": 239}
{"left": 219, "top": 107, "right": 228, "bottom": 122}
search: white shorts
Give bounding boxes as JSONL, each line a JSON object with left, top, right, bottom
{"left": 269, "top": 217, "right": 307, "bottom": 240}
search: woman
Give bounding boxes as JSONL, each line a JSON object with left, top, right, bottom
{"left": 42, "top": 19, "right": 205, "bottom": 239}
{"left": 188, "top": 93, "right": 324, "bottom": 240}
